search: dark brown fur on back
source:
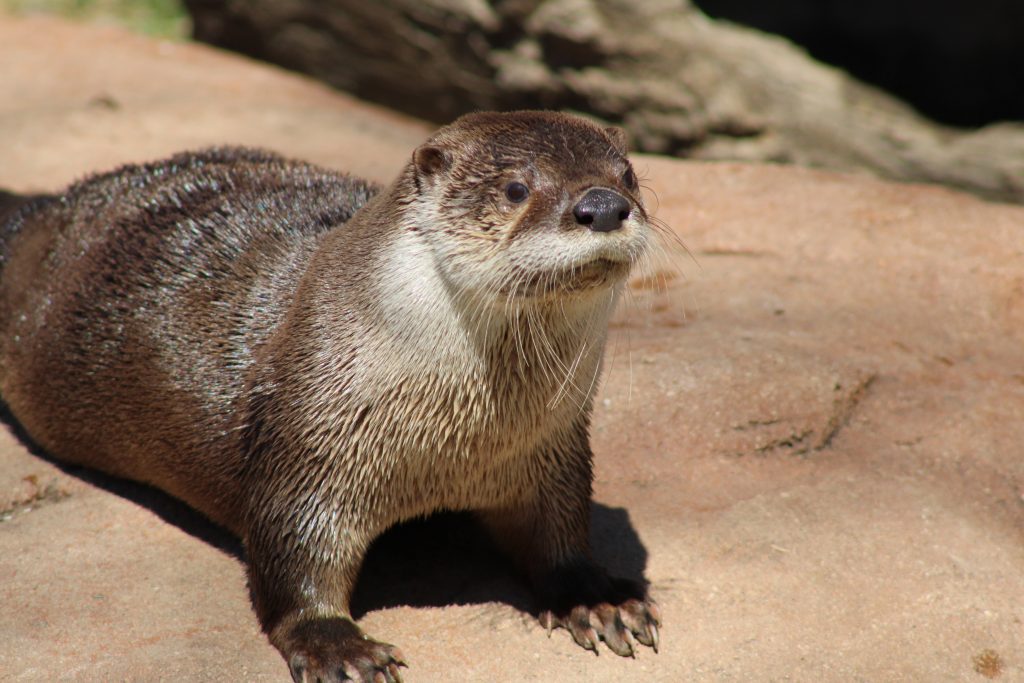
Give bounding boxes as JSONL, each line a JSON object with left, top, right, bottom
{"left": 0, "top": 148, "right": 377, "bottom": 529}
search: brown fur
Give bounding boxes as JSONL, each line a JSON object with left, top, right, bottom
{"left": 0, "top": 111, "right": 661, "bottom": 682}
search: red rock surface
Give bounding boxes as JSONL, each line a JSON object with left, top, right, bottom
{"left": 1, "top": 15, "right": 1022, "bottom": 683}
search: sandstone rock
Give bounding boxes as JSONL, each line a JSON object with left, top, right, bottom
{"left": 1, "top": 16, "right": 1023, "bottom": 682}
{"left": 183, "top": 0, "right": 1024, "bottom": 204}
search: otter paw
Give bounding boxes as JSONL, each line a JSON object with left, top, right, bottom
{"left": 278, "top": 617, "right": 407, "bottom": 683}
{"left": 535, "top": 562, "right": 661, "bottom": 657}
{"left": 539, "top": 596, "right": 661, "bottom": 657}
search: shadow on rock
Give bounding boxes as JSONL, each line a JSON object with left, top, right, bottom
{"left": 2, "top": 402, "right": 651, "bottom": 619}
{"left": 350, "top": 504, "right": 651, "bottom": 619}
{"left": 0, "top": 401, "right": 242, "bottom": 558}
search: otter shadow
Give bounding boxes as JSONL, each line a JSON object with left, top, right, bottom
{"left": 350, "top": 504, "right": 649, "bottom": 618}
{"left": 0, "top": 401, "right": 242, "bottom": 558}
{"left": 2, "top": 404, "right": 651, "bottom": 617}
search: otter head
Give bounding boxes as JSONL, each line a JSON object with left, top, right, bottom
{"left": 406, "top": 110, "right": 649, "bottom": 307}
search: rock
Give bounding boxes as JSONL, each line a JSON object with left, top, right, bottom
{"left": 1, "top": 15, "right": 1023, "bottom": 682}
{"left": 182, "top": 0, "right": 1024, "bottom": 204}
{"left": 0, "top": 15, "right": 430, "bottom": 191}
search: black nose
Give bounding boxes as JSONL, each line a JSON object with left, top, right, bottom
{"left": 573, "top": 188, "right": 631, "bottom": 232}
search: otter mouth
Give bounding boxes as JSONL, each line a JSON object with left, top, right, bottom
{"left": 503, "top": 258, "right": 631, "bottom": 298}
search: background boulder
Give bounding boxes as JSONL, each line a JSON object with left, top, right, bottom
{"left": 184, "top": 0, "right": 1024, "bottom": 204}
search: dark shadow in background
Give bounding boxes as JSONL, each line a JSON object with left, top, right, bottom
{"left": 695, "top": 0, "right": 1024, "bottom": 127}
{"left": 2, "top": 403, "right": 651, "bottom": 619}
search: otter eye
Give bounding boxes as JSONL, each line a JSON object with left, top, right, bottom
{"left": 505, "top": 182, "right": 530, "bottom": 203}
{"left": 622, "top": 167, "right": 638, "bottom": 190}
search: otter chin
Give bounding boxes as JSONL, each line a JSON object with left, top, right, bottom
{"left": 0, "top": 110, "right": 662, "bottom": 682}
{"left": 506, "top": 258, "right": 633, "bottom": 299}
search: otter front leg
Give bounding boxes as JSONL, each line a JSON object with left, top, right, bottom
{"left": 246, "top": 509, "right": 406, "bottom": 683}
{"left": 479, "top": 433, "right": 661, "bottom": 657}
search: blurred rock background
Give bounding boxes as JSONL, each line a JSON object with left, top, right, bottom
{"left": 6, "top": 0, "right": 1023, "bottom": 203}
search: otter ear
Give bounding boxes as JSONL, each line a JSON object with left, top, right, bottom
{"left": 604, "top": 126, "right": 629, "bottom": 156}
{"left": 413, "top": 144, "right": 451, "bottom": 177}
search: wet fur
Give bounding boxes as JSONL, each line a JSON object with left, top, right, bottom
{"left": 0, "top": 112, "right": 659, "bottom": 680}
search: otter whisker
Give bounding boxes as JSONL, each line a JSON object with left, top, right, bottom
{"left": 576, "top": 289, "right": 618, "bottom": 418}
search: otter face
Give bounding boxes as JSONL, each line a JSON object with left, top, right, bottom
{"left": 409, "top": 111, "right": 650, "bottom": 305}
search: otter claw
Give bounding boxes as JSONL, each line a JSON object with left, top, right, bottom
{"left": 622, "top": 629, "right": 638, "bottom": 658}
{"left": 535, "top": 564, "right": 660, "bottom": 658}
{"left": 388, "top": 647, "right": 408, "bottom": 668}
{"left": 594, "top": 604, "right": 634, "bottom": 657}
{"left": 540, "top": 610, "right": 556, "bottom": 636}
{"left": 372, "top": 669, "right": 402, "bottom": 683}
{"left": 648, "top": 601, "right": 663, "bottom": 625}
{"left": 278, "top": 616, "right": 406, "bottom": 683}
{"left": 541, "top": 596, "right": 661, "bottom": 657}
{"left": 571, "top": 624, "right": 601, "bottom": 654}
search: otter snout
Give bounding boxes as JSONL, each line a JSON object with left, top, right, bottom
{"left": 573, "top": 188, "right": 631, "bottom": 233}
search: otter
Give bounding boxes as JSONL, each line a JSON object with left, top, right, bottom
{"left": 0, "top": 111, "right": 661, "bottom": 682}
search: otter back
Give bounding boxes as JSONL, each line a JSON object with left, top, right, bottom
{"left": 0, "top": 147, "right": 377, "bottom": 526}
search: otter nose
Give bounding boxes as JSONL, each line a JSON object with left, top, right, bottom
{"left": 573, "top": 188, "right": 631, "bottom": 232}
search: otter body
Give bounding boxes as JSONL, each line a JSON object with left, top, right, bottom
{"left": 1, "top": 148, "right": 376, "bottom": 531}
{"left": 0, "top": 112, "right": 660, "bottom": 682}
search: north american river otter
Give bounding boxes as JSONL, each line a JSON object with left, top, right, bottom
{"left": 0, "top": 111, "right": 661, "bottom": 682}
